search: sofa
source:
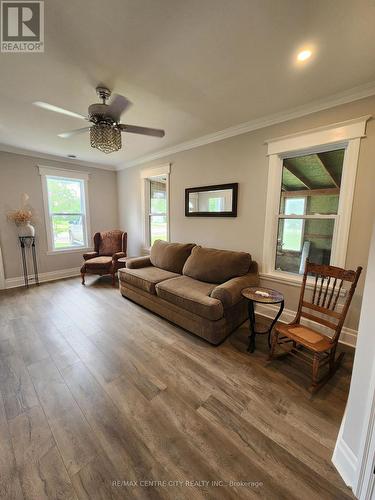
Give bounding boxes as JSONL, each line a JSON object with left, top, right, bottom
{"left": 118, "top": 240, "right": 259, "bottom": 345}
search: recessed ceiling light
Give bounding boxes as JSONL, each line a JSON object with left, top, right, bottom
{"left": 297, "top": 49, "right": 312, "bottom": 62}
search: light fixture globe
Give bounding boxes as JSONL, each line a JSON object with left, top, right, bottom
{"left": 90, "top": 122, "right": 121, "bottom": 154}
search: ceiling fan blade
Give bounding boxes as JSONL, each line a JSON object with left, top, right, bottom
{"left": 58, "top": 127, "right": 91, "bottom": 138}
{"left": 119, "top": 124, "right": 165, "bottom": 138}
{"left": 33, "top": 101, "right": 87, "bottom": 120}
{"left": 107, "top": 94, "right": 132, "bottom": 121}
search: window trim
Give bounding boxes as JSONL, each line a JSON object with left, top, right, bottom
{"left": 262, "top": 116, "right": 370, "bottom": 285}
{"left": 38, "top": 165, "right": 92, "bottom": 254}
{"left": 140, "top": 164, "right": 170, "bottom": 251}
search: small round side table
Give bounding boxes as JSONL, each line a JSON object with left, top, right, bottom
{"left": 241, "top": 286, "right": 284, "bottom": 353}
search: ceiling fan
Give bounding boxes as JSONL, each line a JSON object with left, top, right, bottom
{"left": 33, "top": 86, "right": 165, "bottom": 154}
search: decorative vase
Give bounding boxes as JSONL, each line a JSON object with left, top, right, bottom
{"left": 17, "top": 222, "right": 35, "bottom": 237}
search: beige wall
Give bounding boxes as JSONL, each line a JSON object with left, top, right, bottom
{"left": 118, "top": 96, "right": 375, "bottom": 332}
{"left": 0, "top": 152, "right": 119, "bottom": 280}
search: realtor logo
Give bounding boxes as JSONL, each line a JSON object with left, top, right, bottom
{"left": 1, "top": 1, "right": 44, "bottom": 52}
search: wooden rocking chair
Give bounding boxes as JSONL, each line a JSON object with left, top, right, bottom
{"left": 269, "top": 260, "right": 362, "bottom": 393}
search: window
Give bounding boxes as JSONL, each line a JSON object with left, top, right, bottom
{"left": 149, "top": 177, "right": 168, "bottom": 245}
{"left": 274, "top": 149, "right": 345, "bottom": 274}
{"left": 39, "top": 166, "right": 90, "bottom": 253}
{"left": 141, "top": 164, "right": 170, "bottom": 249}
{"left": 263, "top": 116, "right": 369, "bottom": 282}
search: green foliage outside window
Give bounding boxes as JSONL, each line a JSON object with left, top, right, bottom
{"left": 47, "top": 177, "right": 84, "bottom": 248}
{"left": 47, "top": 178, "right": 82, "bottom": 213}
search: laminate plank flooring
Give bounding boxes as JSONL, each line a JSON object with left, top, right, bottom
{"left": 0, "top": 277, "right": 355, "bottom": 499}
{"left": 0, "top": 391, "right": 24, "bottom": 499}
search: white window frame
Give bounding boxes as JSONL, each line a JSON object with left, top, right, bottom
{"left": 262, "top": 115, "right": 370, "bottom": 287}
{"left": 140, "top": 164, "right": 170, "bottom": 252}
{"left": 39, "top": 165, "right": 92, "bottom": 255}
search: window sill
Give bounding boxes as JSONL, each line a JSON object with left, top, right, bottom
{"left": 260, "top": 271, "right": 346, "bottom": 296}
{"left": 260, "top": 271, "right": 305, "bottom": 287}
{"left": 47, "top": 247, "right": 93, "bottom": 256}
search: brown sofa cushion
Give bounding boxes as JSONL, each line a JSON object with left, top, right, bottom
{"left": 150, "top": 240, "right": 195, "bottom": 274}
{"left": 182, "top": 246, "right": 251, "bottom": 284}
{"left": 120, "top": 266, "right": 179, "bottom": 294}
{"left": 155, "top": 276, "right": 224, "bottom": 321}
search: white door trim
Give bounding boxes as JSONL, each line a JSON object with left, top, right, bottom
{"left": 355, "top": 365, "right": 375, "bottom": 499}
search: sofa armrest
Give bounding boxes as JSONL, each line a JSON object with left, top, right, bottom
{"left": 83, "top": 251, "right": 98, "bottom": 261}
{"left": 211, "top": 262, "right": 259, "bottom": 308}
{"left": 126, "top": 256, "right": 152, "bottom": 269}
{"left": 112, "top": 252, "right": 126, "bottom": 261}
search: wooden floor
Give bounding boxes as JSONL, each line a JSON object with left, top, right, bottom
{"left": 0, "top": 276, "right": 355, "bottom": 500}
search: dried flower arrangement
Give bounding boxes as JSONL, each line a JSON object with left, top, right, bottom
{"left": 7, "top": 193, "right": 33, "bottom": 226}
{"left": 7, "top": 208, "right": 33, "bottom": 226}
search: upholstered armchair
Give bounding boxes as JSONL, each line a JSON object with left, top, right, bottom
{"left": 80, "top": 230, "right": 127, "bottom": 286}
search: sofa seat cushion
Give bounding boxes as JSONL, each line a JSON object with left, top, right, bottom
{"left": 155, "top": 276, "right": 224, "bottom": 321}
{"left": 83, "top": 256, "right": 112, "bottom": 268}
{"left": 121, "top": 266, "right": 180, "bottom": 294}
{"left": 150, "top": 240, "right": 195, "bottom": 274}
{"left": 182, "top": 246, "right": 251, "bottom": 284}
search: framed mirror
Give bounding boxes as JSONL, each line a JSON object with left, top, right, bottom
{"left": 185, "top": 183, "right": 238, "bottom": 217}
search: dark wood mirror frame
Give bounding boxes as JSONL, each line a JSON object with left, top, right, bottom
{"left": 185, "top": 182, "right": 238, "bottom": 217}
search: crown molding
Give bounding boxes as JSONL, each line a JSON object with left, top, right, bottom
{"left": 120, "top": 80, "right": 375, "bottom": 170}
{"left": 1, "top": 80, "right": 375, "bottom": 172}
{"left": 0, "top": 143, "right": 116, "bottom": 171}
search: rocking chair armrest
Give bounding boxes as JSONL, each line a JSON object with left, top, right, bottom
{"left": 83, "top": 251, "right": 99, "bottom": 260}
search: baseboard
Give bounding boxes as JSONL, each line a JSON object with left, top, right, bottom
{"left": 332, "top": 416, "right": 358, "bottom": 488}
{"left": 4, "top": 267, "right": 81, "bottom": 289}
{"left": 256, "top": 302, "right": 358, "bottom": 348}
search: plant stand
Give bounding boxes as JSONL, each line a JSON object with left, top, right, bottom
{"left": 19, "top": 236, "right": 39, "bottom": 288}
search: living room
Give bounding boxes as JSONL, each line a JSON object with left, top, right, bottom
{"left": 0, "top": 1, "right": 375, "bottom": 499}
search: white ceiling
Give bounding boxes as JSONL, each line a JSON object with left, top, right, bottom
{"left": 1, "top": 0, "right": 375, "bottom": 169}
